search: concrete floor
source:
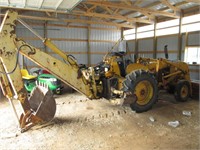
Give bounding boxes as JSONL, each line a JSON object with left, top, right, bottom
{"left": 0, "top": 90, "right": 199, "bottom": 150}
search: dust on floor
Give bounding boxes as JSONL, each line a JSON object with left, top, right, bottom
{"left": 0, "top": 91, "right": 199, "bottom": 150}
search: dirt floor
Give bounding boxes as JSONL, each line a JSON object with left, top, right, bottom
{"left": 0, "top": 88, "right": 199, "bottom": 150}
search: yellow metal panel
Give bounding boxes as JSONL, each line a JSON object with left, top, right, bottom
{"left": 126, "top": 63, "right": 148, "bottom": 74}
{"left": 0, "top": 10, "right": 26, "bottom": 101}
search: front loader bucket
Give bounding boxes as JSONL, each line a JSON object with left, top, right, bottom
{"left": 29, "top": 84, "right": 56, "bottom": 122}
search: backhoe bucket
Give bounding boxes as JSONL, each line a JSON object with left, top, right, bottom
{"left": 28, "top": 84, "right": 56, "bottom": 122}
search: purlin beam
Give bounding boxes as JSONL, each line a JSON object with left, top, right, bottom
{"left": 133, "top": 0, "right": 143, "bottom": 6}
{"left": 121, "top": 0, "right": 132, "bottom": 6}
{"left": 38, "top": 0, "right": 44, "bottom": 9}
{"left": 0, "top": 13, "right": 135, "bottom": 28}
{"left": 55, "top": 0, "right": 64, "bottom": 10}
{"left": 0, "top": 6, "right": 132, "bottom": 28}
{"left": 160, "top": 0, "right": 180, "bottom": 12}
{"left": 84, "top": 1, "right": 180, "bottom": 18}
{"left": 87, "top": 5, "right": 97, "bottom": 12}
{"left": 184, "top": 0, "right": 200, "bottom": 4}
{"left": 2, "top": 0, "right": 197, "bottom": 28}
{"left": 73, "top": 10, "right": 152, "bottom": 24}
{"left": 123, "top": 1, "right": 161, "bottom": 17}
{"left": 103, "top": 6, "right": 113, "bottom": 14}
{"left": 23, "top": 0, "right": 27, "bottom": 8}
{"left": 120, "top": 1, "right": 188, "bottom": 24}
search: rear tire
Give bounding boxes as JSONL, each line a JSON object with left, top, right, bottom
{"left": 174, "top": 80, "right": 190, "bottom": 102}
{"left": 123, "top": 70, "right": 158, "bottom": 113}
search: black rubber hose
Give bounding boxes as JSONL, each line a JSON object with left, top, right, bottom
{"left": 0, "top": 44, "right": 33, "bottom": 74}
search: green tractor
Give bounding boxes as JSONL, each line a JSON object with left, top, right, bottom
{"left": 21, "top": 69, "right": 63, "bottom": 95}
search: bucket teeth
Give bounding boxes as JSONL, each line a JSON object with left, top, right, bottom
{"left": 35, "top": 81, "right": 49, "bottom": 95}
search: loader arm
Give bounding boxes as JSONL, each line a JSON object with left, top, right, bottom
{"left": 0, "top": 10, "right": 98, "bottom": 131}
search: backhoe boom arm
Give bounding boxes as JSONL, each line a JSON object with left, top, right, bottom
{"left": 0, "top": 10, "right": 98, "bottom": 99}
{"left": 0, "top": 10, "right": 98, "bottom": 131}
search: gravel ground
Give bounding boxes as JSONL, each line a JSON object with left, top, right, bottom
{"left": 0, "top": 90, "right": 199, "bottom": 150}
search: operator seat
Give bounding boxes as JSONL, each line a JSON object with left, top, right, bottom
{"left": 21, "top": 69, "right": 37, "bottom": 80}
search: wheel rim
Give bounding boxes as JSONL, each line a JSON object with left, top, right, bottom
{"left": 134, "top": 80, "right": 153, "bottom": 105}
{"left": 180, "top": 85, "right": 188, "bottom": 98}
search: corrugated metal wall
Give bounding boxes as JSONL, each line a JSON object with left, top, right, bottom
{"left": 127, "top": 40, "right": 135, "bottom": 52}
{"left": 16, "top": 22, "right": 45, "bottom": 68}
{"left": 157, "top": 35, "right": 178, "bottom": 60}
{"left": 47, "top": 27, "right": 87, "bottom": 39}
{"left": 15, "top": 19, "right": 199, "bottom": 80}
{"left": 90, "top": 24, "right": 121, "bottom": 64}
{"left": 188, "top": 32, "right": 200, "bottom": 46}
{"left": 16, "top": 21, "right": 121, "bottom": 67}
{"left": 138, "top": 38, "right": 154, "bottom": 58}
{"left": 126, "top": 32, "right": 199, "bottom": 80}
{"left": 189, "top": 65, "right": 199, "bottom": 80}
{"left": 47, "top": 24, "right": 88, "bottom": 64}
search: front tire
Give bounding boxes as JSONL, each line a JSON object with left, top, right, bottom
{"left": 174, "top": 80, "right": 190, "bottom": 102}
{"left": 123, "top": 70, "right": 158, "bottom": 113}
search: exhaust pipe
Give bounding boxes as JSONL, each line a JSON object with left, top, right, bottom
{"left": 164, "top": 45, "right": 169, "bottom": 59}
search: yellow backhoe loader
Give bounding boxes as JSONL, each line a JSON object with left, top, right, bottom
{"left": 0, "top": 10, "right": 191, "bottom": 132}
